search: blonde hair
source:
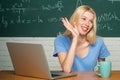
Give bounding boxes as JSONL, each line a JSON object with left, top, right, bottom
{"left": 63, "top": 5, "right": 97, "bottom": 44}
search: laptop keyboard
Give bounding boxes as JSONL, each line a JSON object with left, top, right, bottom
{"left": 51, "top": 73, "right": 61, "bottom": 77}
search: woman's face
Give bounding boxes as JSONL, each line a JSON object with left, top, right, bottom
{"left": 77, "top": 11, "right": 94, "bottom": 36}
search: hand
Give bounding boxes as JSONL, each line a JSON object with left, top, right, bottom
{"left": 61, "top": 17, "right": 79, "bottom": 39}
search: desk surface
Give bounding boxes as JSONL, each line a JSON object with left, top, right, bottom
{"left": 0, "top": 70, "right": 120, "bottom": 80}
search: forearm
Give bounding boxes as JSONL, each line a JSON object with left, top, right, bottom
{"left": 62, "top": 39, "right": 77, "bottom": 73}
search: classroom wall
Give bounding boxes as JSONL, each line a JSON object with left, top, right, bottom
{"left": 0, "top": 37, "right": 120, "bottom": 71}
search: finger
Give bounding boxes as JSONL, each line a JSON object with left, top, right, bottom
{"left": 62, "top": 17, "right": 75, "bottom": 33}
{"left": 73, "top": 22, "right": 78, "bottom": 30}
{"left": 64, "top": 17, "right": 74, "bottom": 30}
{"left": 62, "top": 18, "right": 68, "bottom": 27}
{"left": 73, "top": 22, "right": 79, "bottom": 35}
{"left": 64, "top": 17, "right": 70, "bottom": 25}
{"left": 62, "top": 17, "right": 71, "bottom": 29}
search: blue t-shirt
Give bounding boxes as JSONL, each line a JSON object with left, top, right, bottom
{"left": 53, "top": 35, "right": 110, "bottom": 71}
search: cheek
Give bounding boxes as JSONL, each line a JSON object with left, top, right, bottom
{"left": 77, "top": 22, "right": 82, "bottom": 28}
{"left": 87, "top": 24, "right": 93, "bottom": 32}
{"left": 77, "top": 25, "right": 82, "bottom": 31}
{"left": 89, "top": 24, "right": 93, "bottom": 29}
{"left": 89, "top": 26, "right": 93, "bottom": 32}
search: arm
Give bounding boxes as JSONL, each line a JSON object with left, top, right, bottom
{"left": 57, "top": 17, "right": 79, "bottom": 73}
{"left": 58, "top": 38, "right": 77, "bottom": 73}
{"left": 98, "top": 38, "right": 110, "bottom": 62}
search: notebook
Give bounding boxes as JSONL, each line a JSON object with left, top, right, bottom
{"left": 6, "top": 42, "right": 76, "bottom": 79}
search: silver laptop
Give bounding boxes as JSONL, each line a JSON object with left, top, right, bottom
{"left": 6, "top": 42, "right": 76, "bottom": 79}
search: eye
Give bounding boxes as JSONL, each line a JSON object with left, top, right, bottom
{"left": 90, "top": 20, "right": 93, "bottom": 24}
{"left": 90, "top": 19, "right": 94, "bottom": 25}
{"left": 81, "top": 17, "right": 86, "bottom": 20}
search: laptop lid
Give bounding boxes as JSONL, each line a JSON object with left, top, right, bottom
{"left": 6, "top": 42, "right": 52, "bottom": 79}
{"left": 6, "top": 42, "right": 76, "bottom": 79}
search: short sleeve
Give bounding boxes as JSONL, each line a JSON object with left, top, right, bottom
{"left": 53, "top": 35, "right": 68, "bottom": 57}
{"left": 98, "top": 39, "right": 110, "bottom": 58}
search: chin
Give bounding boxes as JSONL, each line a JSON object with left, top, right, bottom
{"left": 80, "top": 32, "right": 88, "bottom": 36}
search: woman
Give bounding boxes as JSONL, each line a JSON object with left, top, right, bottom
{"left": 53, "top": 5, "right": 110, "bottom": 73}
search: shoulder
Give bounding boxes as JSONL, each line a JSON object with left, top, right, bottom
{"left": 55, "top": 35, "right": 70, "bottom": 42}
{"left": 96, "top": 37, "right": 104, "bottom": 43}
{"left": 93, "top": 37, "right": 104, "bottom": 46}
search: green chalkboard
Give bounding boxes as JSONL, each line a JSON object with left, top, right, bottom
{"left": 0, "top": 0, "right": 120, "bottom": 37}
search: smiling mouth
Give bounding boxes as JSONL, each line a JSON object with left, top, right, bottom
{"left": 82, "top": 27, "right": 88, "bottom": 32}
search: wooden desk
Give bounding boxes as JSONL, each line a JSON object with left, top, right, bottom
{"left": 0, "top": 70, "right": 120, "bottom": 80}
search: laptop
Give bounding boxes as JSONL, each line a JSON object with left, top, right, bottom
{"left": 6, "top": 42, "right": 76, "bottom": 79}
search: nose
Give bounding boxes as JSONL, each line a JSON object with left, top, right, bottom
{"left": 85, "top": 21, "right": 89, "bottom": 26}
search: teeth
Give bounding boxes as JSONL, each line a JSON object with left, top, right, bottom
{"left": 82, "top": 27, "right": 88, "bottom": 31}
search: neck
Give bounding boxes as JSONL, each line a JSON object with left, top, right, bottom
{"left": 77, "top": 35, "right": 87, "bottom": 45}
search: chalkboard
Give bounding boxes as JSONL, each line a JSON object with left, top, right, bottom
{"left": 0, "top": 0, "right": 120, "bottom": 37}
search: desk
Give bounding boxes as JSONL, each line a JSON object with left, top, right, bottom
{"left": 0, "top": 70, "right": 120, "bottom": 80}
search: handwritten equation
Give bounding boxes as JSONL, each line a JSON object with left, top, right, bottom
{"left": 0, "top": 0, "right": 120, "bottom": 35}
{"left": 0, "top": 0, "right": 78, "bottom": 27}
{"left": 97, "top": 12, "right": 120, "bottom": 31}
{"left": 0, "top": 0, "right": 64, "bottom": 28}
